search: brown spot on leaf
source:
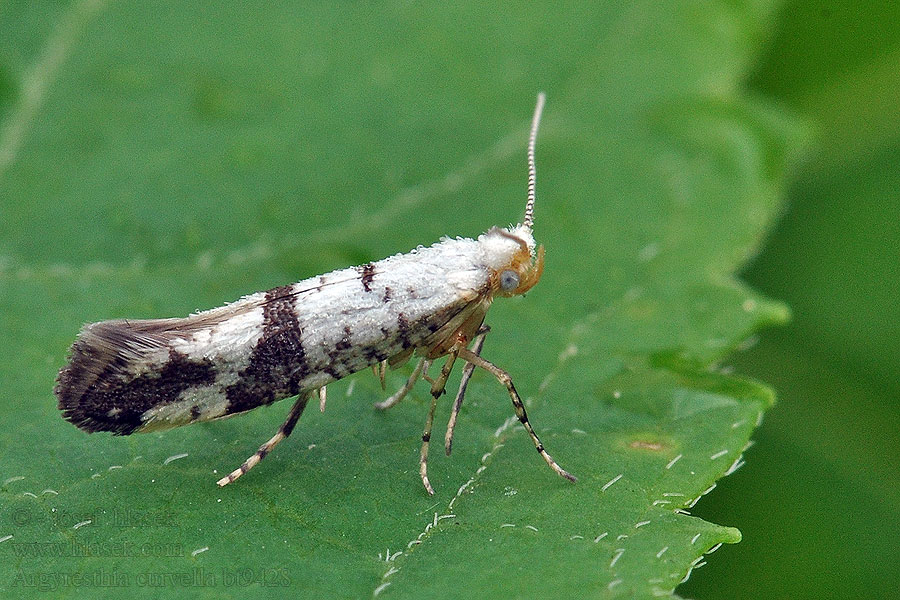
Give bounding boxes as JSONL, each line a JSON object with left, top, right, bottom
{"left": 630, "top": 440, "right": 666, "bottom": 451}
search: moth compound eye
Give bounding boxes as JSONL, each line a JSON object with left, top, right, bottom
{"left": 500, "top": 270, "right": 520, "bottom": 292}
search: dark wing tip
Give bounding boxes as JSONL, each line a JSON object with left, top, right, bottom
{"left": 55, "top": 319, "right": 183, "bottom": 435}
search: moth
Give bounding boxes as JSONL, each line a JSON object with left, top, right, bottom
{"left": 55, "top": 93, "right": 576, "bottom": 495}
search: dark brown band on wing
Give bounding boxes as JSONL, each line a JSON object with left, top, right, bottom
{"left": 224, "top": 284, "right": 309, "bottom": 415}
{"left": 57, "top": 343, "right": 216, "bottom": 435}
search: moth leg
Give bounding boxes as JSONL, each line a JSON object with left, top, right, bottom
{"left": 379, "top": 360, "right": 387, "bottom": 389}
{"left": 445, "top": 325, "right": 490, "bottom": 455}
{"left": 317, "top": 386, "right": 327, "bottom": 412}
{"left": 420, "top": 351, "right": 458, "bottom": 495}
{"left": 216, "top": 393, "right": 310, "bottom": 487}
{"left": 374, "top": 357, "right": 428, "bottom": 411}
{"left": 422, "top": 360, "right": 437, "bottom": 386}
{"left": 456, "top": 349, "right": 577, "bottom": 484}
{"left": 371, "top": 360, "right": 388, "bottom": 390}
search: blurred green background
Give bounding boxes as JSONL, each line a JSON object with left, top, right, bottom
{"left": 681, "top": 1, "right": 900, "bottom": 598}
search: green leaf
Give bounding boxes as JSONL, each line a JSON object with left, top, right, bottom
{"left": 683, "top": 2, "right": 900, "bottom": 596}
{"left": 0, "top": 1, "right": 806, "bottom": 598}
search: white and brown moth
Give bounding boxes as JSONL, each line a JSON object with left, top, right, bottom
{"left": 55, "top": 93, "right": 576, "bottom": 495}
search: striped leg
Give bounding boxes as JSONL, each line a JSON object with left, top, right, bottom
{"left": 457, "top": 348, "right": 577, "bottom": 484}
{"left": 420, "top": 351, "right": 458, "bottom": 495}
{"left": 374, "top": 357, "right": 428, "bottom": 410}
{"left": 445, "top": 325, "right": 490, "bottom": 455}
{"left": 216, "top": 393, "right": 310, "bottom": 487}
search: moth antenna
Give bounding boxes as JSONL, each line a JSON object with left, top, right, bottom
{"left": 523, "top": 91, "right": 545, "bottom": 232}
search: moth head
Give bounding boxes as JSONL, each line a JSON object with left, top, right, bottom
{"left": 476, "top": 93, "right": 547, "bottom": 298}
{"left": 480, "top": 225, "right": 544, "bottom": 298}
{"left": 485, "top": 92, "right": 547, "bottom": 298}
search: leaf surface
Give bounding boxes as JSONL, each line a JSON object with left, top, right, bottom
{"left": 0, "top": 1, "right": 804, "bottom": 597}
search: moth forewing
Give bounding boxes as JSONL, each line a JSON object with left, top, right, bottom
{"left": 55, "top": 92, "right": 575, "bottom": 495}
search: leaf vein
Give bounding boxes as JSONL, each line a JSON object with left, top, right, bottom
{"left": 0, "top": 0, "right": 109, "bottom": 182}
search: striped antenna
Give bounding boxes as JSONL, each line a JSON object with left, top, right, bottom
{"left": 523, "top": 92, "right": 545, "bottom": 231}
